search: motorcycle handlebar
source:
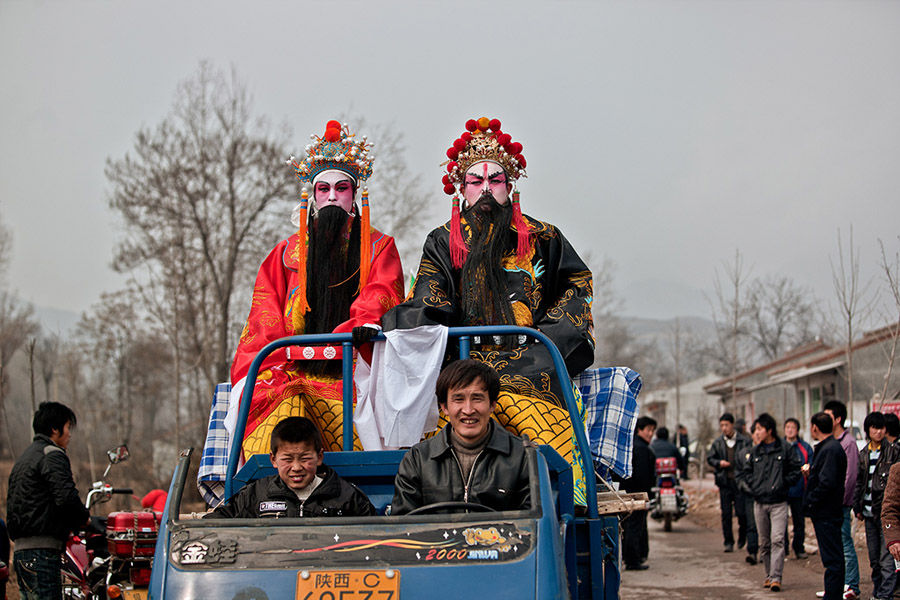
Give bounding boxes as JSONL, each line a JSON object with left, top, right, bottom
{"left": 111, "top": 488, "right": 133, "bottom": 495}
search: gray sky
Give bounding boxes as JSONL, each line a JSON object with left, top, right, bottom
{"left": 2, "top": 0, "right": 899, "bottom": 321}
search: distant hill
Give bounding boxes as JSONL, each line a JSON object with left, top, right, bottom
{"left": 620, "top": 278, "right": 710, "bottom": 321}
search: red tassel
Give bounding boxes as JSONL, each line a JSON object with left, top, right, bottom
{"left": 449, "top": 195, "right": 467, "bottom": 269}
{"left": 512, "top": 190, "right": 530, "bottom": 262}
{"left": 359, "top": 188, "right": 372, "bottom": 292}
{"left": 292, "top": 189, "right": 310, "bottom": 333}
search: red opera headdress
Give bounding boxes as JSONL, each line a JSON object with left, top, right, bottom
{"left": 441, "top": 116, "right": 529, "bottom": 269}
{"left": 287, "top": 121, "right": 375, "bottom": 326}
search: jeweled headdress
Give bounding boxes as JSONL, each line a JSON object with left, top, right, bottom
{"left": 292, "top": 120, "right": 374, "bottom": 185}
{"left": 286, "top": 120, "right": 375, "bottom": 325}
{"left": 440, "top": 117, "right": 529, "bottom": 269}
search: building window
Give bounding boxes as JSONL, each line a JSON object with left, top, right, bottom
{"left": 811, "top": 387, "right": 822, "bottom": 414}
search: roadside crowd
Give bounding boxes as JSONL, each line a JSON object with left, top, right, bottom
{"left": 704, "top": 402, "right": 900, "bottom": 600}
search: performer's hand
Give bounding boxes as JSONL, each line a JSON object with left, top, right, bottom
{"left": 352, "top": 326, "right": 379, "bottom": 348}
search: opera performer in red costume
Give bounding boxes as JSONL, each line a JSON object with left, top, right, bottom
{"left": 229, "top": 120, "right": 404, "bottom": 458}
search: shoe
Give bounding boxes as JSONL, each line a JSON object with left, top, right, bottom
{"left": 746, "top": 553, "right": 758, "bottom": 565}
{"left": 724, "top": 544, "right": 734, "bottom": 553}
{"left": 816, "top": 592, "right": 825, "bottom": 598}
{"left": 795, "top": 551, "right": 808, "bottom": 559}
{"left": 624, "top": 564, "right": 649, "bottom": 571}
{"left": 737, "top": 538, "right": 746, "bottom": 549}
{"left": 842, "top": 590, "right": 859, "bottom": 600}
{"left": 763, "top": 579, "right": 771, "bottom": 588}
{"left": 769, "top": 581, "right": 781, "bottom": 592}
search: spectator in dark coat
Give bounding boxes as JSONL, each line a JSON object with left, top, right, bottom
{"left": 676, "top": 424, "right": 691, "bottom": 480}
{"left": 649, "top": 427, "right": 685, "bottom": 474}
{"left": 804, "top": 412, "right": 847, "bottom": 600}
{"left": 783, "top": 417, "right": 813, "bottom": 559}
{"left": 7, "top": 402, "right": 90, "bottom": 600}
{"left": 884, "top": 412, "right": 900, "bottom": 445}
{"left": 823, "top": 400, "right": 860, "bottom": 599}
{"left": 619, "top": 416, "right": 657, "bottom": 570}
{"left": 707, "top": 412, "right": 758, "bottom": 562}
{"left": 737, "top": 413, "right": 802, "bottom": 592}
{"left": 852, "top": 412, "right": 900, "bottom": 600}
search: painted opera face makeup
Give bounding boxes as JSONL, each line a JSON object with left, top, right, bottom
{"left": 313, "top": 170, "right": 356, "bottom": 214}
{"left": 462, "top": 160, "right": 512, "bottom": 208}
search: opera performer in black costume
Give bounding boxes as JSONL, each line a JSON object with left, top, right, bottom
{"left": 382, "top": 116, "right": 594, "bottom": 504}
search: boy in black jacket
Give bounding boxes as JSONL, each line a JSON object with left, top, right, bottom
{"left": 7, "top": 402, "right": 90, "bottom": 600}
{"left": 619, "top": 416, "right": 657, "bottom": 570}
{"left": 209, "top": 417, "right": 374, "bottom": 518}
{"left": 805, "top": 411, "right": 847, "bottom": 600}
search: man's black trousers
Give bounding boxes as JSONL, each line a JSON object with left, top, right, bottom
{"left": 718, "top": 480, "right": 758, "bottom": 552}
{"left": 812, "top": 516, "right": 845, "bottom": 600}
{"left": 621, "top": 509, "right": 648, "bottom": 567}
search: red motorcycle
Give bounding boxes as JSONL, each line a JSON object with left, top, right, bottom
{"left": 61, "top": 445, "right": 161, "bottom": 600}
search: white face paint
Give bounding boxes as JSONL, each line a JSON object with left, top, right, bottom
{"left": 312, "top": 170, "right": 356, "bottom": 214}
{"left": 462, "top": 160, "right": 511, "bottom": 208}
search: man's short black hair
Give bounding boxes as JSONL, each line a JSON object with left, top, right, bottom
{"left": 719, "top": 413, "right": 735, "bottom": 424}
{"left": 270, "top": 416, "right": 322, "bottom": 454}
{"left": 33, "top": 401, "right": 77, "bottom": 437}
{"left": 636, "top": 416, "right": 657, "bottom": 431}
{"left": 811, "top": 412, "right": 834, "bottom": 434}
{"left": 435, "top": 359, "right": 500, "bottom": 407}
{"left": 864, "top": 411, "right": 886, "bottom": 438}
{"left": 885, "top": 413, "right": 900, "bottom": 438}
{"left": 753, "top": 413, "right": 777, "bottom": 437}
{"left": 656, "top": 427, "right": 670, "bottom": 441}
{"left": 785, "top": 417, "right": 800, "bottom": 429}
{"left": 824, "top": 400, "right": 847, "bottom": 427}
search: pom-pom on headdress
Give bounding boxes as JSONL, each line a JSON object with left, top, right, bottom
{"left": 287, "top": 121, "right": 375, "bottom": 327}
{"left": 441, "top": 117, "right": 529, "bottom": 269}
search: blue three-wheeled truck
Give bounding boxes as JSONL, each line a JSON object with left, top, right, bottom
{"left": 149, "top": 326, "right": 633, "bottom": 599}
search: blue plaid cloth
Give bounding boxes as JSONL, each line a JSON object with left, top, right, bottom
{"left": 574, "top": 367, "right": 642, "bottom": 480}
{"left": 197, "top": 382, "right": 232, "bottom": 507}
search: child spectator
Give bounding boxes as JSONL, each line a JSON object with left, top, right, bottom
{"left": 208, "top": 417, "right": 374, "bottom": 518}
{"left": 784, "top": 417, "right": 813, "bottom": 559}
{"left": 852, "top": 412, "right": 899, "bottom": 600}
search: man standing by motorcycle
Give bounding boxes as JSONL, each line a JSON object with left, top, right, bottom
{"left": 7, "top": 402, "right": 90, "bottom": 599}
{"left": 738, "top": 413, "right": 802, "bottom": 592}
{"left": 708, "top": 412, "right": 758, "bottom": 562}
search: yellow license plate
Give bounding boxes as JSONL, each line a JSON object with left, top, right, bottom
{"left": 122, "top": 590, "right": 148, "bottom": 600}
{"left": 296, "top": 569, "right": 400, "bottom": 599}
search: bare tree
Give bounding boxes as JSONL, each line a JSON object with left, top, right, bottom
{"left": 338, "top": 114, "right": 435, "bottom": 274}
{"left": 877, "top": 238, "right": 900, "bottom": 405}
{"left": 0, "top": 291, "right": 39, "bottom": 456}
{"left": 35, "top": 332, "right": 61, "bottom": 403}
{"left": 708, "top": 250, "right": 752, "bottom": 399}
{"left": 106, "top": 61, "right": 295, "bottom": 389}
{"left": 830, "top": 226, "right": 873, "bottom": 417}
{"left": 745, "top": 275, "right": 819, "bottom": 361}
{"left": 0, "top": 209, "right": 11, "bottom": 281}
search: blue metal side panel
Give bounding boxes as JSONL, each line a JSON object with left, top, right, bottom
{"left": 602, "top": 516, "right": 620, "bottom": 600}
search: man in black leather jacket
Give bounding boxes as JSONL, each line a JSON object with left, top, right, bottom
{"left": 7, "top": 402, "right": 90, "bottom": 600}
{"left": 208, "top": 417, "right": 374, "bottom": 518}
{"left": 737, "top": 413, "right": 802, "bottom": 591}
{"left": 391, "top": 360, "right": 531, "bottom": 515}
{"left": 707, "top": 412, "right": 758, "bottom": 560}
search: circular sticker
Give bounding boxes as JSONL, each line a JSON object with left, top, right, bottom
{"left": 323, "top": 346, "right": 337, "bottom": 360}
{"left": 302, "top": 347, "right": 315, "bottom": 359}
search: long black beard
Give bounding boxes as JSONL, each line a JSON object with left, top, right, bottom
{"left": 303, "top": 205, "right": 360, "bottom": 376}
{"left": 460, "top": 193, "right": 516, "bottom": 330}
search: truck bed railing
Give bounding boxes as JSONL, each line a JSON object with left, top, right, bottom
{"left": 224, "top": 325, "right": 599, "bottom": 518}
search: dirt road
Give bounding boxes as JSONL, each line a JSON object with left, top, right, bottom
{"left": 620, "top": 477, "right": 874, "bottom": 600}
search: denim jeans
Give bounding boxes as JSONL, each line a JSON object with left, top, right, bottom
{"left": 13, "top": 548, "right": 62, "bottom": 600}
{"left": 841, "top": 506, "right": 860, "bottom": 594}
{"left": 864, "top": 516, "right": 896, "bottom": 599}
{"left": 754, "top": 501, "right": 788, "bottom": 583}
